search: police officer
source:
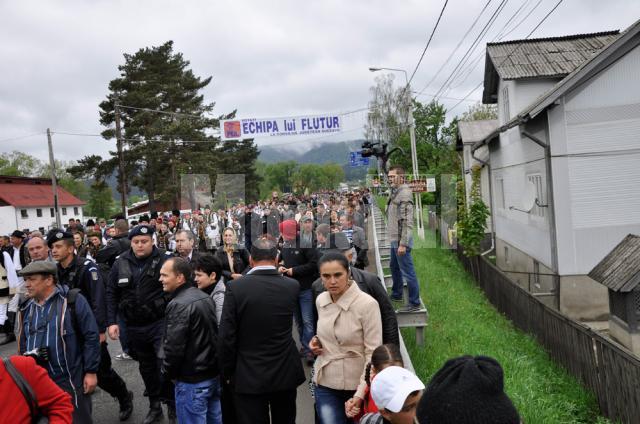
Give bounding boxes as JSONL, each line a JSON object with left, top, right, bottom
{"left": 96, "top": 218, "right": 133, "bottom": 361}
{"left": 106, "top": 224, "right": 175, "bottom": 424}
{"left": 48, "top": 229, "right": 134, "bottom": 421}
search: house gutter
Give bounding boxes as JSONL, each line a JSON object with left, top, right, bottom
{"left": 470, "top": 147, "right": 494, "bottom": 257}
{"left": 521, "top": 129, "right": 560, "bottom": 309}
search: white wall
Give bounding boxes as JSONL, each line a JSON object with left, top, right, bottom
{"left": 0, "top": 206, "right": 17, "bottom": 235}
{"left": 491, "top": 78, "right": 555, "bottom": 268}
{"left": 512, "top": 79, "right": 559, "bottom": 113}
{"left": 12, "top": 205, "right": 84, "bottom": 233}
{"left": 551, "top": 44, "right": 640, "bottom": 275}
{"left": 498, "top": 79, "right": 559, "bottom": 125}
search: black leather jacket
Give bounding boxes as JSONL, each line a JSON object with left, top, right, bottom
{"left": 162, "top": 284, "right": 219, "bottom": 383}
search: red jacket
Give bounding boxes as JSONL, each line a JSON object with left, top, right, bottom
{"left": 0, "top": 356, "right": 73, "bottom": 423}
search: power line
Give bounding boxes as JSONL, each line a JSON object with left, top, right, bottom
{"left": 492, "top": 0, "right": 534, "bottom": 41}
{"left": 447, "top": 0, "right": 565, "bottom": 114}
{"left": 498, "top": 0, "right": 544, "bottom": 40}
{"left": 411, "top": 91, "right": 479, "bottom": 102}
{"left": 447, "top": 82, "right": 484, "bottom": 112}
{"left": 448, "top": 0, "right": 543, "bottom": 89}
{"left": 443, "top": 0, "right": 536, "bottom": 94}
{"left": 416, "top": 0, "right": 494, "bottom": 97}
{"left": 53, "top": 131, "right": 103, "bottom": 137}
{"left": 0, "top": 132, "right": 45, "bottom": 143}
{"left": 431, "top": 0, "right": 510, "bottom": 101}
{"left": 492, "top": 0, "right": 565, "bottom": 72}
{"left": 408, "top": 0, "right": 450, "bottom": 85}
{"left": 118, "top": 105, "right": 212, "bottom": 119}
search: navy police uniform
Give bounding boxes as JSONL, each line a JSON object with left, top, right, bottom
{"left": 106, "top": 225, "right": 174, "bottom": 417}
{"left": 47, "top": 230, "right": 133, "bottom": 418}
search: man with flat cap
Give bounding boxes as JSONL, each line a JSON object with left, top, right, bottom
{"left": 106, "top": 224, "right": 175, "bottom": 424}
{"left": 17, "top": 260, "right": 101, "bottom": 423}
{"left": 47, "top": 229, "right": 134, "bottom": 421}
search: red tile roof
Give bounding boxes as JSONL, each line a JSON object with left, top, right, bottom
{"left": 0, "top": 176, "right": 86, "bottom": 207}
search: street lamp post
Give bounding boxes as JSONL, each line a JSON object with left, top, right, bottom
{"left": 369, "top": 67, "right": 425, "bottom": 239}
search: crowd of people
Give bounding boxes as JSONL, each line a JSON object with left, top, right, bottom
{"left": 0, "top": 166, "right": 521, "bottom": 424}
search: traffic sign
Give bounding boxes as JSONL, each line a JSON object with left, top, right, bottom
{"left": 349, "top": 152, "right": 370, "bottom": 167}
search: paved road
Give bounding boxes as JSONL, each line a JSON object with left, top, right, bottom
{"left": 1, "top": 333, "right": 314, "bottom": 423}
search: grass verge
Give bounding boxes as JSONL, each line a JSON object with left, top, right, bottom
{"left": 403, "top": 231, "right": 608, "bottom": 423}
{"left": 374, "top": 197, "right": 607, "bottom": 423}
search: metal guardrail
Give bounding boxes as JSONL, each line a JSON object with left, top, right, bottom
{"left": 369, "top": 205, "right": 415, "bottom": 373}
{"left": 371, "top": 204, "right": 428, "bottom": 343}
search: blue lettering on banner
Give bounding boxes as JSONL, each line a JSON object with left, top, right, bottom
{"left": 243, "top": 120, "right": 280, "bottom": 134}
{"left": 226, "top": 115, "right": 340, "bottom": 139}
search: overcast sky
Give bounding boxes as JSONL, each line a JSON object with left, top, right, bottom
{"left": 1, "top": 0, "right": 638, "bottom": 163}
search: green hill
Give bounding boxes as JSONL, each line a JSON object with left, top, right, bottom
{"left": 258, "top": 140, "right": 374, "bottom": 181}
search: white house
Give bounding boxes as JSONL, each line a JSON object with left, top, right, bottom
{"left": 472, "top": 20, "right": 640, "bottom": 321}
{"left": 0, "top": 175, "right": 85, "bottom": 235}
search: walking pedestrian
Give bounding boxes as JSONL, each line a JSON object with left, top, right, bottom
{"left": 219, "top": 238, "right": 305, "bottom": 424}
{"left": 311, "top": 252, "right": 382, "bottom": 424}
{"left": 106, "top": 224, "right": 175, "bottom": 423}
{"left": 17, "top": 261, "right": 100, "bottom": 423}
{"left": 160, "top": 257, "right": 222, "bottom": 424}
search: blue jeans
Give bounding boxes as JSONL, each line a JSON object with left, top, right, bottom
{"left": 315, "top": 385, "right": 355, "bottom": 424}
{"left": 175, "top": 378, "right": 222, "bottom": 424}
{"left": 390, "top": 241, "right": 421, "bottom": 306}
{"left": 296, "top": 289, "right": 315, "bottom": 356}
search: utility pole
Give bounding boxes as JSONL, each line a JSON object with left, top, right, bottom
{"left": 408, "top": 106, "right": 425, "bottom": 239}
{"left": 114, "top": 102, "right": 127, "bottom": 217}
{"left": 46, "top": 128, "right": 61, "bottom": 229}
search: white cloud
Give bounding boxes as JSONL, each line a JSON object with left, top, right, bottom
{"left": 1, "top": 0, "right": 639, "bottom": 162}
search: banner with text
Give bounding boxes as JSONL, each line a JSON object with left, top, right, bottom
{"left": 220, "top": 114, "right": 342, "bottom": 140}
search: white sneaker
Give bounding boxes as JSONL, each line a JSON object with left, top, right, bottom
{"left": 115, "top": 352, "right": 132, "bottom": 360}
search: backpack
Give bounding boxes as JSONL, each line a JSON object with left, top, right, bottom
{"left": 65, "top": 288, "right": 84, "bottom": 344}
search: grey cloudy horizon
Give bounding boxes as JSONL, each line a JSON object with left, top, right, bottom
{"left": 1, "top": 0, "right": 638, "bottom": 163}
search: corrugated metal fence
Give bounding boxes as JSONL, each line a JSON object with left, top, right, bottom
{"left": 456, "top": 249, "right": 640, "bottom": 423}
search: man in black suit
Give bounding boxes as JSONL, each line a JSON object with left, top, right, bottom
{"left": 174, "top": 229, "right": 201, "bottom": 275}
{"left": 219, "top": 238, "right": 305, "bottom": 424}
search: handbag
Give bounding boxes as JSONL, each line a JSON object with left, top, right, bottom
{"left": 2, "top": 358, "right": 49, "bottom": 424}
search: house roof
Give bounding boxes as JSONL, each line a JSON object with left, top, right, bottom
{"left": 0, "top": 175, "right": 86, "bottom": 207}
{"left": 482, "top": 30, "right": 620, "bottom": 103}
{"left": 474, "top": 19, "right": 640, "bottom": 152}
{"left": 589, "top": 234, "right": 640, "bottom": 292}
{"left": 511, "top": 19, "right": 640, "bottom": 123}
{"left": 458, "top": 120, "right": 499, "bottom": 144}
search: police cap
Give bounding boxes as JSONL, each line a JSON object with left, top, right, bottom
{"left": 46, "top": 229, "right": 74, "bottom": 247}
{"left": 18, "top": 260, "right": 57, "bottom": 277}
{"left": 129, "top": 224, "right": 155, "bottom": 240}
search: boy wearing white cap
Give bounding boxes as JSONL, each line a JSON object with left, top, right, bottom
{"left": 360, "top": 366, "right": 425, "bottom": 424}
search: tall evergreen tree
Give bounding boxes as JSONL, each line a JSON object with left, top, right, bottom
{"left": 73, "top": 41, "right": 259, "bottom": 212}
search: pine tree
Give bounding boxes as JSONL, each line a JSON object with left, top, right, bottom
{"left": 72, "top": 41, "right": 260, "bottom": 212}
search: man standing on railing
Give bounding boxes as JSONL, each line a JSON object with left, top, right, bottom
{"left": 387, "top": 166, "right": 422, "bottom": 312}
